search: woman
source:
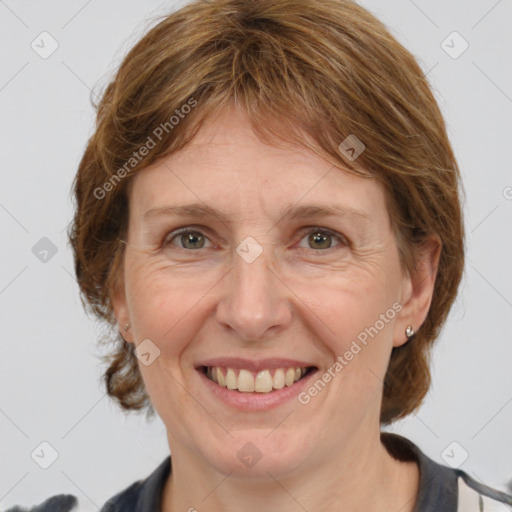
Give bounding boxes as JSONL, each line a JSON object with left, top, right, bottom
{"left": 8, "top": 0, "right": 511, "bottom": 510}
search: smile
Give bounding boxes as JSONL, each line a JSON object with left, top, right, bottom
{"left": 203, "top": 366, "right": 314, "bottom": 393}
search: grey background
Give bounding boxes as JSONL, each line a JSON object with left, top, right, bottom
{"left": 0, "top": 0, "right": 511, "bottom": 509}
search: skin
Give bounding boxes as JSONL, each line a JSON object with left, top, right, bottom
{"left": 113, "top": 105, "right": 440, "bottom": 512}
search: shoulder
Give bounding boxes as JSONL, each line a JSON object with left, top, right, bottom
{"left": 381, "top": 432, "right": 512, "bottom": 512}
{"left": 3, "top": 456, "right": 171, "bottom": 512}
{"left": 99, "top": 455, "right": 171, "bottom": 511}
{"left": 99, "top": 478, "right": 145, "bottom": 511}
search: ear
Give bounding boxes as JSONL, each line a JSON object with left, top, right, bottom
{"left": 111, "top": 258, "right": 135, "bottom": 344}
{"left": 393, "top": 234, "right": 441, "bottom": 348}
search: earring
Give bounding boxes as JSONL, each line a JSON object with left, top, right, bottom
{"left": 405, "top": 325, "right": 415, "bottom": 339}
{"left": 124, "top": 323, "right": 130, "bottom": 331}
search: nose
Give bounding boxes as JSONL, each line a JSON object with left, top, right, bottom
{"left": 215, "top": 244, "right": 292, "bottom": 342}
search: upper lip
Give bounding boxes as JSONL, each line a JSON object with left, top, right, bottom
{"left": 196, "top": 357, "right": 317, "bottom": 372}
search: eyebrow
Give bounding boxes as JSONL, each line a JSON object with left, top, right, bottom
{"left": 143, "top": 202, "right": 370, "bottom": 224}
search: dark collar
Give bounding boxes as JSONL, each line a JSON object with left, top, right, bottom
{"left": 100, "top": 455, "right": 171, "bottom": 511}
{"left": 381, "top": 432, "right": 458, "bottom": 511}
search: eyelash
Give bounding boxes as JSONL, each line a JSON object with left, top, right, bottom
{"left": 163, "top": 226, "right": 348, "bottom": 254}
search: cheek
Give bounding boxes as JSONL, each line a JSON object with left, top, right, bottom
{"left": 124, "top": 261, "right": 207, "bottom": 350}
{"left": 299, "top": 264, "right": 395, "bottom": 339}
{"left": 298, "top": 264, "right": 399, "bottom": 391}
{"left": 124, "top": 267, "right": 207, "bottom": 414}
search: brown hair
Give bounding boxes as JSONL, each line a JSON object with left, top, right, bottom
{"left": 69, "top": 0, "right": 465, "bottom": 424}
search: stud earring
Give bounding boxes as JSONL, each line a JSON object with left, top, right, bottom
{"left": 405, "top": 325, "right": 415, "bottom": 339}
{"left": 124, "top": 323, "right": 131, "bottom": 331}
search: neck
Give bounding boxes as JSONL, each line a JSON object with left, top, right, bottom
{"left": 161, "top": 431, "right": 419, "bottom": 512}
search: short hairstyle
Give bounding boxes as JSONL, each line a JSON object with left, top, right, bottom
{"left": 69, "top": 0, "right": 465, "bottom": 424}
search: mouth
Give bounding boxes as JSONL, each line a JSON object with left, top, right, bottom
{"left": 199, "top": 365, "right": 317, "bottom": 393}
{"left": 194, "top": 357, "right": 320, "bottom": 410}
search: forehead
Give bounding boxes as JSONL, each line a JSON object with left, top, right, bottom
{"left": 128, "top": 108, "right": 388, "bottom": 223}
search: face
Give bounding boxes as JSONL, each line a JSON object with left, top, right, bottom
{"left": 113, "top": 106, "right": 437, "bottom": 479}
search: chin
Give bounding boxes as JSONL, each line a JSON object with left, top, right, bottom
{"left": 201, "top": 429, "right": 312, "bottom": 480}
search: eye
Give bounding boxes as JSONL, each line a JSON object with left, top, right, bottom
{"left": 164, "top": 228, "right": 213, "bottom": 250}
{"left": 163, "top": 226, "right": 347, "bottom": 252}
{"left": 297, "top": 227, "right": 347, "bottom": 252}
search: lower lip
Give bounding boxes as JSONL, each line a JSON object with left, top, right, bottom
{"left": 196, "top": 368, "right": 318, "bottom": 411}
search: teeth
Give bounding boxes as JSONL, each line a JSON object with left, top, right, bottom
{"left": 216, "top": 367, "right": 225, "bottom": 387}
{"left": 255, "top": 370, "right": 273, "bottom": 393}
{"left": 238, "top": 369, "right": 255, "bottom": 392}
{"left": 285, "top": 368, "right": 296, "bottom": 386}
{"left": 226, "top": 368, "right": 237, "bottom": 390}
{"left": 206, "top": 366, "right": 309, "bottom": 393}
{"left": 273, "top": 368, "right": 285, "bottom": 390}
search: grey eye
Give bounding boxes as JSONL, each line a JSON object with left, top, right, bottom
{"left": 166, "top": 229, "right": 211, "bottom": 250}
{"left": 307, "top": 231, "right": 333, "bottom": 250}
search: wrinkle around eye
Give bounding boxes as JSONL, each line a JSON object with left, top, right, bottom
{"left": 125, "top": 236, "right": 391, "bottom": 285}
{"left": 133, "top": 221, "right": 385, "bottom": 262}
